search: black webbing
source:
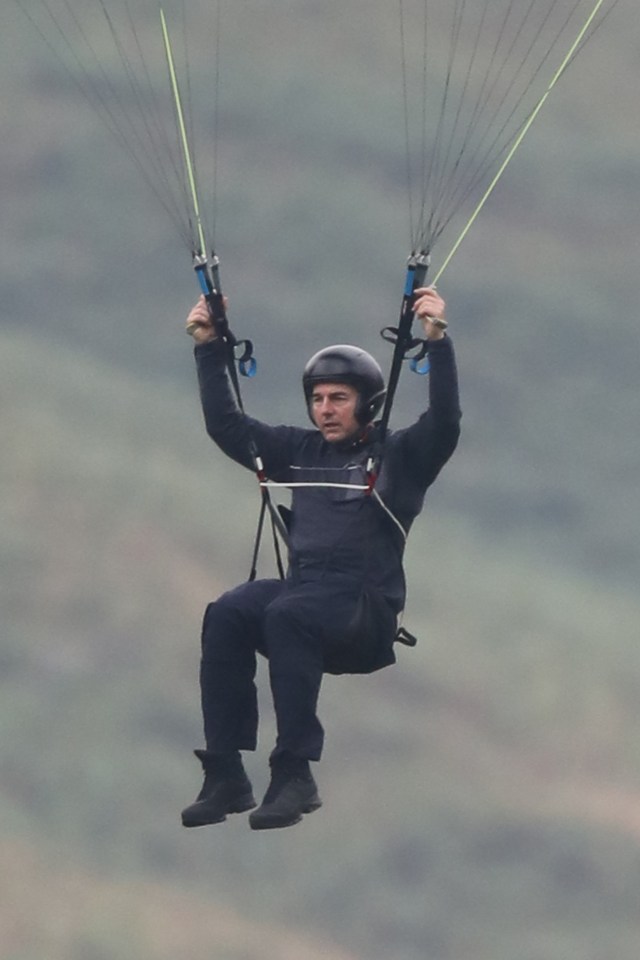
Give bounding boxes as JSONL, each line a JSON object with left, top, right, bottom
{"left": 377, "top": 253, "right": 430, "bottom": 448}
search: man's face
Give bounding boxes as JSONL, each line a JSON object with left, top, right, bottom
{"left": 310, "top": 382, "right": 361, "bottom": 443}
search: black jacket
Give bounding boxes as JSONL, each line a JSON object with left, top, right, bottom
{"left": 195, "top": 336, "right": 461, "bottom": 616}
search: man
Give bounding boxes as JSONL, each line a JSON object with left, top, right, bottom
{"left": 181, "top": 286, "right": 460, "bottom": 830}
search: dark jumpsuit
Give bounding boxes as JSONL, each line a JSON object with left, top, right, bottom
{"left": 194, "top": 336, "right": 461, "bottom": 762}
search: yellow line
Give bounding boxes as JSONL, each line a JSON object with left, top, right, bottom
{"left": 433, "top": 0, "right": 606, "bottom": 285}
{"left": 160, "top": 6, "right": 207, "bottom": 256}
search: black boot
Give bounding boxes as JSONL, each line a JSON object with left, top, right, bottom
{"left": 181, "top": 750, "right": 256, "bottom": 827}
{"left": 249, "top": 754, "right": 322, "bottom": 831}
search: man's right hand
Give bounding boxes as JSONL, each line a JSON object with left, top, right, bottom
{"left": 186, "top": 295, "right": 217, "bottom": 344}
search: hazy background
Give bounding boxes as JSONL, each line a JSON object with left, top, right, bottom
{"left": 1, "top": 1, "right": 639, "bottom": 958}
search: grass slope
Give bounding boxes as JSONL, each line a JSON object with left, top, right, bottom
{"left": 3, "top": 329, "right": 640, "bottom": 959}
{"left": 0, "top": 838, "right": 361, "bottom": 960}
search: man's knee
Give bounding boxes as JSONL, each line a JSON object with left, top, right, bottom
{"left": 264, "top": 591, "right": 307, "bottom": 634}
{"left": 201, "top": 580, "right": 282, "bottom": 660}
{"left": 263, "top": 593, "right": 323, "bottom": 665}
{"left": 203, "top": 591, "right": 241, "bottom": 635}
{"left": 201, "top": 592, "right": 252, "bottom": 662}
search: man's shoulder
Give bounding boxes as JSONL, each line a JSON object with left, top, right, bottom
{"left": 258, "top": 422, "right": 319, "bottom": 453}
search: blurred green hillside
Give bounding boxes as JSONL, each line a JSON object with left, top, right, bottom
{"left": 2, "top": 1, "right": 640, "bottom": 959}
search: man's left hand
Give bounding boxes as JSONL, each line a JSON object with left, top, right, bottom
{"left": 413, "top": 286, "right": 447, "bottom": 341}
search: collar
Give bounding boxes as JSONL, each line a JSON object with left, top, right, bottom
{"left": 331, "top": 423, "right": 379, "bottom": 452}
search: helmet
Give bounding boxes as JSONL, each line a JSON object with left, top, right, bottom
{"left": 302, "top": 344, "right": 386, "bottom": 425}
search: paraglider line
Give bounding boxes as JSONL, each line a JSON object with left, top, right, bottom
{"left": 432, "top": 0, "right": 606, "bottom": 284}
{"left": 160, "top": 5, "right": 208, "bottom": 259}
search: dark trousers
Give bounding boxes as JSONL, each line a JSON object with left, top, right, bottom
{"left": 199, "top": 577, "right": 366, "bottom": 762}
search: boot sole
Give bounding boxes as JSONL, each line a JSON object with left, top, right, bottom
{"left": 182, "top": 792, "right": 257, "bottom": 828}
{"left": 249, "top": 797, "right": 322, "bottom": 831}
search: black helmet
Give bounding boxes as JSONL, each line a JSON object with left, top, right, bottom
{"left": 302, "top": 344, "right": 386, "bottom": 425}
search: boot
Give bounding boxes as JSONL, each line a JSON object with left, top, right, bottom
{"left": 249, "top": 753, "right": 322, "bottom": 831}
{"left": 181, "top": 750, "right": 256, "bottom": 828}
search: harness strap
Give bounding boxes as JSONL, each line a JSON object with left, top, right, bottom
{"left": 248, "top": 449, "right": 289, "bottom": 581}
